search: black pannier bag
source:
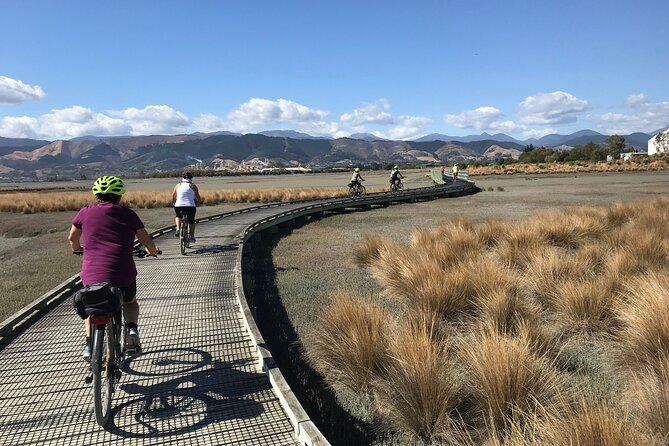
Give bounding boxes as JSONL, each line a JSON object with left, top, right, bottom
{"left": 72, "top": 282, "right": 122, "bottom": 319}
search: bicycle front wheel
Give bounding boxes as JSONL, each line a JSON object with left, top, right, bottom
{"left": 92, "top": 325, "right": 114, "bottom": 426}
{"left": 359, "top": 185, "right": 366, "bottom": 197}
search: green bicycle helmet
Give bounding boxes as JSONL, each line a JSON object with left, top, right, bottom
{"left": 354, "top": 167, "right": 360, "bottom": 172}
{"left": 91, "top": 175, "right": 126, "bottom": 196}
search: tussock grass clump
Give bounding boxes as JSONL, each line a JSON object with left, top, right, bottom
{"left": 475, "top": 287, "right": 541, "bottom": 340}
{"left": 615, "top": 272, "right": 669, "bottom": 376}
{"left": 308, "top": 197, "right": 669, "bottom": 443}
{"left": 373, "top": 314, "right": 462, "bottom": 443}
{"left": 627, "top": 363, "right": 669, "bottom": 440}
{"left": 307, "top": 292, "right": 388, "bottom": 392}
{"left": 494, "top": 224, "right": 546, "bottom": 269}
{"left": 540, "top": 400, "right": 656, "bottom": 446}
{"left": 551, "top": 278, "right": 621, "bottom": 333}
{"left": 353, "top": 236, "right": 393, "bottom": 267}
{"left": 371, "top": 253, "right": 480, "bottom": 321}
{"left": 460, "top": 330, "right": 565, "bottom": 436}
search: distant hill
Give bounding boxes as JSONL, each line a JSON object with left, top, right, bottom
{"left": 0, "top": 136, "right": 51, "bottom": 155}
{"left": 259, "top": 130, "right": 327, "bottom": 139}
{"left": 0, "top": 126, "right": 663, "bottom": 180}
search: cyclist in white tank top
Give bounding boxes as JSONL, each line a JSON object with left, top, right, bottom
{"left": 172, "top": 171, "right": 203, "bottom": 241}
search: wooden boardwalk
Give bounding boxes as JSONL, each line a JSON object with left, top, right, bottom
{"left": 0, "top": 203, "right": 314, "bottom": 446}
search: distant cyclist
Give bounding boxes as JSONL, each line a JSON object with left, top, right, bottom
{"left": 172, "top": 171, "right": 202, "bottom": 242}
{"left": 390, "top": 165, "right": 404, "bottom": 189}
{"left": 350, "top": 167, "right": 364, "bottom": 188}
{"left": 452, "top": 164, "right": 459, "bottom": 179}
{"left": 68, "top": 175, "right": 159, "bottom": 361}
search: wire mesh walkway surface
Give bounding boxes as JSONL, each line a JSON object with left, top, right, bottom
{"left": 0, "top": 204, "right": 314, "bottom": 446}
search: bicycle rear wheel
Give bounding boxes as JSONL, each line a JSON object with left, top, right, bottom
{"left": 180, "top": 220, "right": 189, "bottom": 255}
{"left": 92, "top": 324, "right": 114, "bottom": 426}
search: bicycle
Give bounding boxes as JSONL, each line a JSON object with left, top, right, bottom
{"left": 347, "top": 181, "right": 366, "bottom": 197}
{"left": 390, "top": 179, "right": 403, "bottom": 192}
{"left": 88, "top": 295, "right": 125, "bottom": 426}
{"left": 75, "top": 249, "right": 160, "bottom": 427}
{"left": 178, "top": 211, "right": 191, "bottom": 255}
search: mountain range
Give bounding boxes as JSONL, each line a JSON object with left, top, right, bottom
{"left": 0, "top": 128, "right": 663, "bottom": 180}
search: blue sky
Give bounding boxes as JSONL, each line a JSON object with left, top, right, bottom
{"left": 1, "top": 0, "right": 668, "bottom": 141}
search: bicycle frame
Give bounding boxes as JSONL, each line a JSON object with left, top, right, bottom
{"left": 90, "top": 310, "right": 124, "bottom": 427}
{"left": 179, "top": 211, "right": 190, "bottom": 255}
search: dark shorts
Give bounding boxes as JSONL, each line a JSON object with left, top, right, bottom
{"left": 119, "top": 282, "right": 137, "bottom": 304}
{"left": 174, "top": 206, "right": 197, "bottom": 223}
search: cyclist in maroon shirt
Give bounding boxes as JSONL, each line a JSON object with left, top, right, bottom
{"left": 68, "top": 175, "right": 159, "bottom": 361}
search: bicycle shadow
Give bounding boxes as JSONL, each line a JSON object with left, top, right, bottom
{"left": 105, "top": 347, "right": 267, "bottom": 437}
{"left": 185, "top": 244, "right": 238, "bottom": 256}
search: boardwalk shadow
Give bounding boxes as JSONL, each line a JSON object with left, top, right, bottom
{"left": 106, "top": 347, "right": 266, "bottom": 437}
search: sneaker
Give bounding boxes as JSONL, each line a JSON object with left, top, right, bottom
{"left": 189, "top": 236, "right": 196, "bottom": 242}
{"left": 125, "top": 327, "right": 142, "bottom": 357}
{"left": 174, "top": 229, "right": 179, "bottom": 237}
{"left": 82, "top": 343, "right": 91, "bottom": 362}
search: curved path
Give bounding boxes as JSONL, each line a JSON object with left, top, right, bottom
{"left": 0, "top": 181, "right": 477, "bottom": 445}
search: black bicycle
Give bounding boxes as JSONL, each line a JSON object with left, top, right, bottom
{"left": 76, "top": 249, "right": 159, "bottom": 427}
{"left": 347, "top": 182, "right": 366, "bottom": 197}
{"left": 178, "top": 211, "right": 191, "bottom": 255}
{"left": 390, "top": 179, "right": 403, "bottom": 192}
{"left": 88, "top": 299, "right": 125, "bottom": 426}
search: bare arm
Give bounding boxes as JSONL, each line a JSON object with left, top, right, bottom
{"left": 171, "top": 184, "right": 178, "bottom": 203}
{"left": 68, "top": 225, "right": 83, "bottom": 253}
{"left": 136, "top": 228, "right": 159, "bottom": 256}
{"left": 192, "top": 184, "right": 203, "bottom": 204}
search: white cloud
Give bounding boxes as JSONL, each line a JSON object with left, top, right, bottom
{"left": 380, "top": 115, "right": 432, "bottom": 140}
{"left": 192, "top": 113, "right": 227, "bottom": 134}
{"left": 522, "top": 128, "right": 556, "bottom": 139}
{"left": 223, "top": 98, "right": 329, "bottom": 133}
{"left": 0, "top": 76, "right": 47, "bottom": 104}
{"left": 443, "top": 106, "right": 504, "bottom": 130}
{"left": 0, "top": 105, "right": 190, "bottom": 139}
{"left": 517, "top": 91, "right": 588, "bottom": 125}
{"left": 340, "top": 99, "right": 393, "bottom": 126}
{"left": 590, "top": 95, "right": 669, "bottom": 134}
{"left": 625, "top": 93, "right": 648, "bottom": 108}
{"left": 108, "top": 105, "right": 190, "bottom": 135}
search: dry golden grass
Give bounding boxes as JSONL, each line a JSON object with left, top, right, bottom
{"left": 308, "top": 196, "right": 669, "bottom": 443}
{"left": 469, "top": 157, "right": 669, "bottom": 176}
{"left": 551, "top": 277, "right": 621, "bottom": 333}
{"left": 0, "top": 187, "right": 386, "bottom": 213}
{"left": 353, "top": 236, "right": 393, "bottom": 267}
{"left": 540, "top": 400, "right": 656, "bottom": 446}
{"left": 626, "top": 363, "right": 669, "bottom": 441}
{"left": 373, "top": 313, "right": 462, "bottom": 443}
{"left": 615, "top": 272, "right": 669, "bottom": 376}
{"left": 460, "top": 330, "right": 566, "bottom": 437}
{"left": 306, "top": 291, "right": 388, "bottom": 392}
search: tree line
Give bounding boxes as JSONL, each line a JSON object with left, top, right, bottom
{"left": 518, "top": 135, "right": 627, "bottom": 164}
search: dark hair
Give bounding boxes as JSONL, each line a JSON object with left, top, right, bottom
{"left": 182, "top": 171, "right": 193, "bottom": 179}
{"left": 95, "top": 193, "right": 121, "bottom": 204}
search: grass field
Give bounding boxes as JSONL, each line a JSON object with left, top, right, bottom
{"left": 269, "top": 170, "right": 669, "bottom": 445}
{"left": 2, "top": 170, "right": 668, "bottom": 444}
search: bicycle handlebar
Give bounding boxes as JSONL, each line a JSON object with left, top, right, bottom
{"left": 73, "top": 247, "right": 162, "bottom": 257}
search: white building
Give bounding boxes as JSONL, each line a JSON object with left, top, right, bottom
{"left": 648, "top": 131, "right": 669, "bottom": 155}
